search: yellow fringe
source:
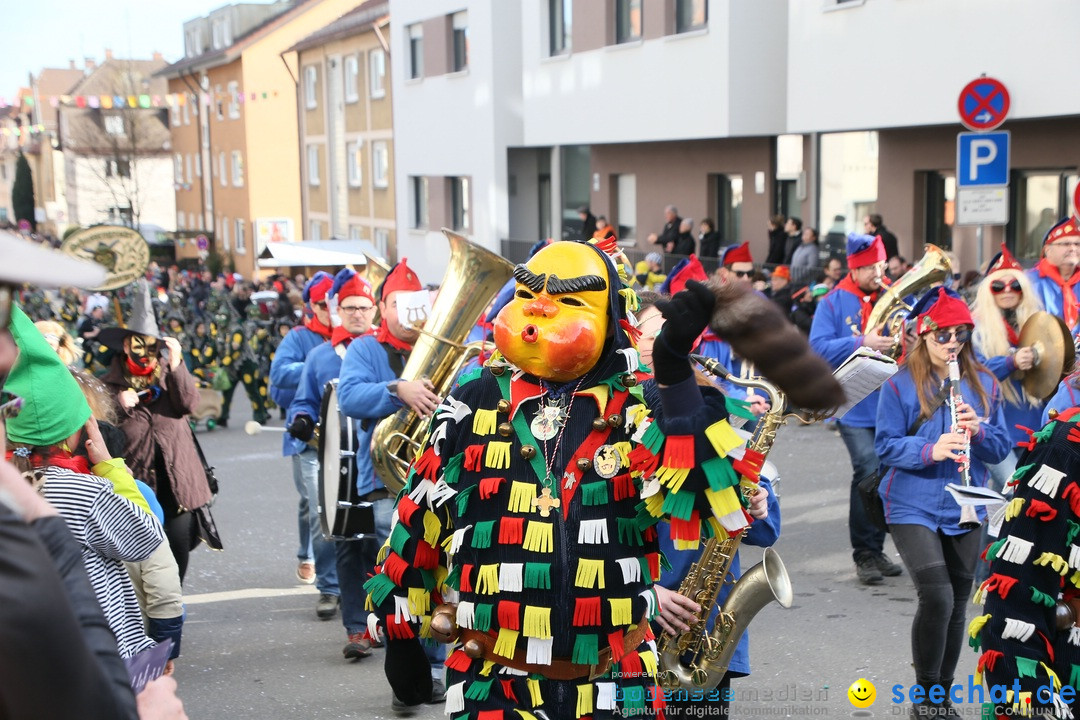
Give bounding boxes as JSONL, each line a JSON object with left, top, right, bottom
{"left": 643, "top": 492, "right": 664, "bottom": 518}
{"left": 576, "top": 684, "right": 593, "bottom": 717}
{"left": 485, "top": 442, "right": 512, "bottom": 469}
{"left": 508, "top": 481, "right": 537, "bottom": 513}
{"left": 705, "top": 487, "right": 743, "bottom": 517}
{"left": 493, "top": 628, "right": 520, "bottom": 658}
{"left": 1005, "top": 497, "right": 1025, "bottom": 521}
{"left": 480, "top": 659, "right": 495, "bottom": 676}
{"left": 968, "top": 614, "right": 990, "bottom": 638}
{"left": 476, "top": 564, "right": 500, "bottom": 594}
{"left": 408, "top": 586, "right": 431, "bottom": 616}
{"left": 472, "top": 408, "right": 498, "bottom": 436}
{"left": 423, "top": 511, "right": 442, "bottom": 548}
{"left": 1034, "top": 552, "right": 1069, "bottom": 576}
{"left": 610, "top": 597, "right": 633, "bottom": 626}
{"left": 1041, "top": 663, "right": 1062, "bottom": 691}
{"left": 656, "top": 466, "right": 690, "bottom": 493}
{"left": 523, "top": 606, "right": 552, "bottom": 638}
{"left": 523, "top": 521, "right": 554, "bottom": 553}
{"left": 527, "top": 677, "right": 543, "bottom": 706}
{"left": 613, "top": 441, "right": 632, "bottom": 467}
{"left": 575, "top": 558, "right": 606, "bottom": 589}
{"left": 640, "top": 648, "right": 658, "bottom": 677}
{"left": 705, "top": 420, "right": 743, "bottom": 457}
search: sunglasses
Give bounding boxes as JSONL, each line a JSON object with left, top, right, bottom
{"left": 929, "top": 327, "right": 972, "bottom": 345}
{"left": 990, "top": 279, "right": 1021, "bottom": 294}
{"left": 731, "top": 270, "right": 754, "bottom": 278}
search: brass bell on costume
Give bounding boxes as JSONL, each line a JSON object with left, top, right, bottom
{"left": 576, "top": 457, "right": 591, "bottom": 471}
{"left": 592, "top": 417, "right": 608, "bottom": 431}
{"left": 621, "top": 373, "right": 638, "bottom": 387}
{"left": 607, "top": 414, "right": 621, "bottom": 428}
{"left": 497, "top": 399, "right": 511, "bottom": 414}
{"left": 429, "top": 603, "right": 460, "bottom": 644}
{"left": 498, "top": 422, "right": 514, "bottom": 437}
{"left": 520, "top": 445, "right": 537, "bottom": 460}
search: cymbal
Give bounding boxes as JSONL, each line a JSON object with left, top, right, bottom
{"left": 1018, "top": 311, "right": 1073, "bottom": 400}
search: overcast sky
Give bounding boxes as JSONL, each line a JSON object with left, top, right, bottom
{"left": 2, "top": 0, "right": 278, "bottom": 103}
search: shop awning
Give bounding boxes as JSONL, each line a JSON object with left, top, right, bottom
{"left": 257, "top": 239, "right": 380, "bottom": 268}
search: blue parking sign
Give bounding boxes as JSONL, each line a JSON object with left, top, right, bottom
{"left": 957, "top": 131, "right": 1010, "bottom": 187}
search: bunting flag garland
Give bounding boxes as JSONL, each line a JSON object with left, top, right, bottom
{"left": 0, "top": 89, "right": 283, "bottom": 111}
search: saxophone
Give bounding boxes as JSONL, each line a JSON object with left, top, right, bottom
{"left": 656, "top": 360, "right": 795, "bottom": 692}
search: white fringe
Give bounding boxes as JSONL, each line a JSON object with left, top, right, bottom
{"left": 448, "top": 525, "right": 473, "bottom": 556}
{"left": 526, "top": 637, "right": 553, "bottom": 665}
{"left": 1069, "top": 626, "right": 1080, "bottom": 647}
{"left": 578, "top": 518, "right": 609, "bottom": 545}
{"left": 498, "top": 665, "right": 529, "bottom": 677}
{"left": 435, "top": 395, "right": 472, "bottom": 424}
{"left": 1029, "top": 465, "right": 1066, "bottom": 498}
{"left": 631, "top": 417, "right": 653, "bottom": 445}
{"left": 1002, "top": 617, "right": 1036, "bottom": 642}
{"left": 367, "top": 614, "right": 383, "bottom": 644}
{"left": 429, "top": 479, "right": 457, "bottom": 508}
{"left": 409, "top": 478, "right": 435, "bottom": 508}
{"left": 430, "top": 421, "right": 449, "bottom": 456}
{"left": 456, "top": 601, "right": 475, "bottom": 630}
{"left": 617, "top": 347, "right": 640, "bottom": 375}
{"left": 999, "top": 535, "right": 1034, "bottom": 564}
{"left": 443, "top": 681, "right": 466, "bottom": 714}
{"left": 640, "top": 588, "right": 658, "bottom": 617}
{"left": 1054, "top": 692, "right": 1075, "bottom": 719}
{"left": 499, "top": 562, "right": 524, "bottom": 592}
{"left": 1071, "top": 544, "right": 1080, "bottom": 571}
{"left": 616, "top": 557, "right": 642, "bottom": 584}
{"left": 597, "top": 682, "right": 617, "bottom": 710}
{"left": 393, "top": 596, "right": 417, "bottom": 624}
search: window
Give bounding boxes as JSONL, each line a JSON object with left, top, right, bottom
{"left": 177, "top": 211, "right": 184, "bottom": 230}
{"left": 675, "top": 0, "right": 707, "bottom": 33}
{"left": 235, "top": 218, "right": 246, "bottom": 254}
{"left": 215, "top": 84, "right": 224, "bottom": 120}
{"left": 304, "top": 66, "right": 318, "bottom": 109}
{"left": 219, "top": 151, "right": 227, "bottom": 187}
{"left": 616, "top": 0, "right": 642, "bottom": 43}
{"left": 410, "top": 176, "right": 429, "bottom": 229}
{"left": 170, "top": 103, "right": 181, "bottom": 127}
{"left": 616, "top": 174, "right": 636, "bottom": 241}
{"left": 195, "top": 153, "right": 202, "bottom": 178}
{"left": 374, "top": 228, "right": 389, "bottom": 257}
{"left": 307, "top": 145, "right": 320, "bottom": 186}
{"left": 185, "top": 154, "right": 192, "bottom": 184}
{"left": 227, "top": 81, "right": 240, "bottom": 119}
{"left": 344, "top": 55, "right": 359, "bottom": 103}
{"left": 231, "top": 150, "right": 244, "bottom": 187}
{"left": 104, "top": 115, "right": 125, "bottom": 136}
{"left": 450, "top": 176, "right": 470, "bottom": 232}
{"left": 347, "top": 141, "right": 362, "bottom": 187}
{"left": 1010, "top": 171, "right": 1080, "bottom": 262}
{"left": 369, "top": 49, "right": 386, "bottom": 98}
{"left": 309, "top": 219, "right": 321, "bottom": 241}
{"left": 221, "top": 216, "right": 230, "bottom": 252}
{"left": 372, "top": 141, "right": 389, "bottom": 188}
{"left": 174, "top": 154, "right": 184, "bottom": 184}
{"left": 451, "top": 12, "right": 469, "bottom": 72}
{"left": 549, "top": 0, "right": 571, "bottom": 55}
{"left": 348, "top": 225, "right": 364, "bottom": 240}
{"left": 105, "top": 159, "right": 131, "bottom": 178}
{"left": 408, "top": 24, "right": 424, "bottom": 80}
{"left": 182, "top": 98, "right": 190, "bottom": 125}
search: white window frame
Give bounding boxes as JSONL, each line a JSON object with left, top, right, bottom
{"left": 234, "top": 218, "right": 246, "bottom": 254}
{"left": 309, "top": 219, "right": 321, "bottom": 241}
{"left": 344, "top": 55, "right": 359, "bottom": 103}
{"left": 304, "top": 66, "right": 318, "bottom": 110}
{"left": 373, "top": 140, "right": 389, "bottom": 188}
{"left": 307, "top": 144, "right": 320, "bottom": 186}
{"left": 170, "top": 103, "right": 181, "bottom": 127}
{"left": 227, "top": 81, "right": 240, "bottom": 119}
{"left": 215, "top": 84, "right": 224, "bottom": 120}
{"left": 410, "top": 176, "right": 428, "bottom": 229}
{"left": 369, "top": 49, "right": 386, "bottom": 99}
{"left": 185, "top": 154, "right": 192, "bottom": 184}
{"left": 177, "top": 211, "right": 185, "bottom": 230}
{"left": 407, "top": 24, "right": 424, "bottom": 80}
{"left": 231, "top": 150, "right": 244, "bottom": 187}
{"left": 104, "top": 115, "right": 125, "bottom": 137}
{"left": 174, "top": 154, "right": 184, "bottom": 184}
{"left": 195, "top": 153, "right": 202, "bottom": 178}
{"left": 374, "top": 227, "right": 389, "bottom": 257}
{"left": 347, "top": 141, "right": 362, "bottom": 188}
{"left": 219, "top": 151, "right": 227, "bottom": 187}
{"left": 222, "top": 216, "right": 231, "bottom": 252}
{"left": 348, "top": 225, "right": 364, "bottom": 240}
{"left": 451, "top": 11, "right": 469, "bottom": 73}
{"left": 182, "top": 97, "right": 190, "bottom": 125}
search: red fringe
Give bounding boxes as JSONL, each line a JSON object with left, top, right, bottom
{"left": 642, "top": 525, "right": 657, "bottom": 542}
{"left": 477, "top": 711, "right": 502, "bottom": 720}
{"left": 628, "top": 445, "right": 660, "bottom": 477}
{"left": 396, "top": 495, "right": 420, "bottom": 527}
{"left": 385, "top": 615, "right": 415, "bottom": 640}
{"left": 463, "top": 444, "right": 485, "bottom": 472}
{"left": 573, "top": 596, "right": 602, "bottom": 626}
{"left": 478, "top": 476, "right": 506, "bottom": 499}
{"left": 445, "top": 649, "right": 472, "bottom": 672}
{"left": 1025, "top": 498, "right": 1058, "bottom": 521}
{"left": 619, "top": 650, "right": 643, "bottom": 677}
{"left": 498, "top": 516, "right": 524, "bottom": 544}
{"left": 382, "top": 552, "right": 409, "bottom": 586}
{"left": 1016, "top": 426, "right": 1037, "bottom": 451}
{"left": 1068, "top": 426, "right": 1080, "bottom": 444}
{"left": 977, "top": 649, "right": 1003, "bottom": 673}
{"left": 732, "top": 448, "right": 765, "bottom": 481}
{"left": 646, "top": 552, "right": 661, "bottom": 581}
{"left": 412, "top": 540, "right": 440, "bottom": 570}
{"left": 1063, "top": 483, "right": 1080, "bottom": 516}
{"left": 500, "top": 678, "right": 518, "bottom": 703}
{"left": 497, "top": 601, "right": 521, "bottom": 630}
{"left": 613, "top": 473, "right": 636, "bottom": 501}
{"left": 619, "top": 318, "right": 642, "bottom": 344}
{"left": 663, "top": 436, "right": 695, "bottom": 469}
{"left": 985, "top": 573, "right": 1019, "bottom": 599}
{"left": 669, "top": 512, "right": 701, "bottom": 542}
{"left": 608, "top": 629, "right": 626, "bottom": 663}
{"left": 413, "top": 447, "right": 441, "bottom": 481}
{"left": 459, "top": 564, "right": 474, "bottom": 593}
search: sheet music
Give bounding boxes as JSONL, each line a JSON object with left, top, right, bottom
{"left": 831, "top": 347, "right": 898, "bottom": 419}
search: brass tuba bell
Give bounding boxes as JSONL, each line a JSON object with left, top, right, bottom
{"left": 864, "top": 244, "right": 952, "bottom": 359}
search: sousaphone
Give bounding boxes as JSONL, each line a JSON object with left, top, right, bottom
{"left": 1017, "top": 311, "right": 1075, "bottom": 400}
{"left": 61, "top": 225, "right": 150, "bottom": 291}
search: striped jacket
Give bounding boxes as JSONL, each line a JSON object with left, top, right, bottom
{"left": 41, "top": 467, "right": 165, "bottom": 658}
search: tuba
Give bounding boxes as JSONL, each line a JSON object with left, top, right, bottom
{"left": 656, "top": 363, "right": 795, "bottom": 692}
{"left": 370, "top": 229, "right": 515, "bottom": 494}
{"left": 864, "top": 244, "right": 952, "bottom": 358}
{"left": 60, "top": 225, "right": 150, "bottom": 291}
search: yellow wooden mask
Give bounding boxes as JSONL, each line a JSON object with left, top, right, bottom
{"left": 493, "top": 242, "right": 610, "bottom": 382}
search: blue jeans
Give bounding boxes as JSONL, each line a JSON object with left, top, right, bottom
{"left": 337, "top": 496, "right": 444, "bottom": 673}
{"left": 291, "top": 450, "right": 339, "bottom": 595}
{"left": 837, "top": 422, "right": 887, "bottom": 562}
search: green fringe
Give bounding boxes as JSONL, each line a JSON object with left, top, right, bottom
{"left": 420, "top": 568, "right": 436, "bottom": 592}
{"left": 659, "top": 551, "right": 672, "bottom": 573}
{"left": 471, "top": 520, "right": 494, "bottom": 549}
{"left": 1012, "top": 463, "right": 1035, "bottom": 482}
{"left": 457, "top": 367, "right": 483, "bottom": 386}
{"left": 473, "top": 603, "right": 493, "bottom": 632}
{"left": 1015, "top": 656, "right": 1038, "bottom": 679}
{"left": 572, "top": 633, "right": 599, "bottom": 665}
{"left": 641, "top": 421, "right": 665, "bottom": 454}
{"left": 581, "top": 481, "right": 609, "bottom": 506}
{"left": 617, "top": 516, "right": 644, "bottom": 546}
{"left": 662, "top": 489, "right": 695, "bottom": 521}
{"left": 621, "top": 685, "right": 647, "bottom": 712}
{"left": 463, "top": 678, "right": 493, "bottom": 701}
{"left": 724, "top": 396, "right": 756, "bottom": 422}
{"left": 524, "top": 562, "right": 551, "bottom": 590}
{"left": 390, "top": 523, "right": 410, "bottom": 557}
{"left": 364, "top": 573, "right": 396, "bottom": 607}
{"left": 445, "top": 564, "right": 462, "bottom": 590}
{"left": 1031, "top": 587, "right": 1056, "bottom": 607}
{"left": 1067, "top": 520, "right": 1080, "bottom": 547}
{"left": 1070, "top": 664, "right": 1080, "bottom": 692}
{"left": 985, "top": 537, "right": 1006, "bottom": 563}
{"left": 702, "top": 456, "right": 739, "bottom": 492}
{"left": 1033, "top": 422, "right": 1057, "bottom": 443}
{"left": 443, "top": 453, "right": 464, "bottom": 485}
{"left": 456, "top": 485, "right": 477, "bottom": 516}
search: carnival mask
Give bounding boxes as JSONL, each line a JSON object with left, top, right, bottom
{"left": 125, "top": 334, "right": 159, "bottom": 370}
{"left": 494, "top": 242, "right": 610, "bottom": 383}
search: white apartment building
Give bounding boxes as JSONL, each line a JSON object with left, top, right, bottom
{"left": 390, "top": 0, "right": 1080, "bottom": 281}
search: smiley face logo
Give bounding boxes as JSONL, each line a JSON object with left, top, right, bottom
{"left": 847, "top": 678, "right": 876, "bottom": 708}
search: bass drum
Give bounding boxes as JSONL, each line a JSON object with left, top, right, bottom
{"left": 318, "top": 380, "right": 375, "bottom": 540}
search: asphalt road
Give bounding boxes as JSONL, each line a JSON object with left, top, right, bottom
{"left": 176, "top": 402, "right": 981, "bottom": 719}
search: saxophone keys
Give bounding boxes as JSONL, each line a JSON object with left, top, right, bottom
{"left": 690, "top": 668, "right": 710, "bottom": 688}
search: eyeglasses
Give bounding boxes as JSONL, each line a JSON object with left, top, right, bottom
{"left": 339, "top": 304, "right": 375, "bottom": 314}
{"left": 929, "top": 327, "right": 972, "bottom": 345}
{"left": 990, "top": 279, "right": 1022, "bottom": 294}
{"left": 731, "top": 270, "right": 753, "bottom": 278}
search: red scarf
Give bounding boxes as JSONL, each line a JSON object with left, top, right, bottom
{"left": 375, "top": 324, "right": 413, "bottom": 353}
{"left": 331, "top": 326, "right": 372, "bottom": 348}
{"left": 1003, "top": 316, "right": 1020, "bottom": 347}
{"left": 305, "top": 315, "right": 333, "bottom": 340}
{"left": 1036, "top": 258, "right": 1080, "bottom": 329}
{"left": 5, "top": 448, "right": 92, "bottom": 475}
{"left": 834, "top": 274, "right": 882, "bottom": 332}
{"left": 125, "top": 356, "right": 157, "bottom": 376}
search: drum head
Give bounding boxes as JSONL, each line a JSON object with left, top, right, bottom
{"left": 318, "top": 380, "right": 343, "bottom": 538}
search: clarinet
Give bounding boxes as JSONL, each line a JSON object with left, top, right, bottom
{"left": 947, "top": 351, "right": 981, "bottom": 530}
